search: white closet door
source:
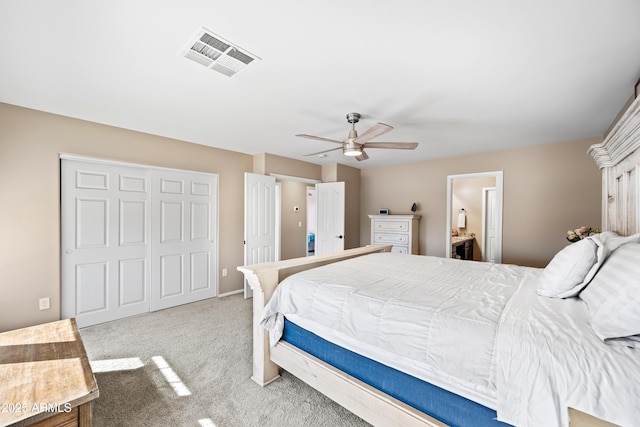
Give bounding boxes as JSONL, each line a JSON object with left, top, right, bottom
{"left": 151, "top": 169, "right": 218, "bottom": 311}
{"left": 61, "top": 159, "right": 151, "bottom": 327}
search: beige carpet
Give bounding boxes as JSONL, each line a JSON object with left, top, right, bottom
{"left": 80, "top": 294, "right": 370, "bottom": 427}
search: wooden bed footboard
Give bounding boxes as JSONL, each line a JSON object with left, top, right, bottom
{"left": 237, "top": 244, "right": 392, "bottom": 386}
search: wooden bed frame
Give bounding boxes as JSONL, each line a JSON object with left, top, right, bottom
{"left": 238, "top": 96, "right": 640, "bottom": 427}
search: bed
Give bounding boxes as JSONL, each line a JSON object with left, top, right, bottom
{"left": 238, "top": 96, "right": 640, "bottom": 427}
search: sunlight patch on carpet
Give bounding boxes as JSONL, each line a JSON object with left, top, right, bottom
{"left": 90, "top": 357, "right": 144, "bottom": 373}
{"left": 152, "top": 355, "right": 192, "bottom": 396}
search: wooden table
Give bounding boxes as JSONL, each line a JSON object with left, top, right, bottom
{"left": 0, "top": 318, "right": 99, "bottom": 427}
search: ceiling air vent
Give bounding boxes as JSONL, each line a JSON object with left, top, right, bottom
{"left": 182, "top": 28, "right": 259, "bottom": 77}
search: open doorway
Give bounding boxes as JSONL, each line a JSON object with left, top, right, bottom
{"left": 446, "top": 171, "right": 503, "bottom": 262}
{"left": 271, "top": 174, "right": 321, "bottom": 260}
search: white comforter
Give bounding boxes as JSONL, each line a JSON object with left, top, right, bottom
{"left": 260, "top": 252, "right": 535, "bottom": 409}
{"left": 260, "top": 252, "right": 640, "bottom": 426}
{"left": 496, "top": 270, "right": 640, "bottom": 427}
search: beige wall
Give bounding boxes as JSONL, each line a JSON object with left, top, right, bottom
{"left": 360, "top": 137, "right": 603, "bottom": 267}
{"left": 255, "top": 153, "right": 322, "bottom": 181}
{"left": 0, "top": 101, "right": 604, "bottom": 331}
{"left": 279, "top": 179, "right": 309, "bottom": 259}
{"left": 0, "top": 103, "right": 253, "bottom": 331}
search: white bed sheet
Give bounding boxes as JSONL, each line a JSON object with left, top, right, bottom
{"left": 496, "top": 271, "right": 640, "bottom": 427}
{"left": 260, "top": 252, "right": 536, "bottom": 409}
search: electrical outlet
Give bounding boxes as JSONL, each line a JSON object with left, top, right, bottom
{"left": 222, "top": 268, "right": 228, "bottom": 277}
{"left": 39, "top": 297, "right": 50, "bottom": 310}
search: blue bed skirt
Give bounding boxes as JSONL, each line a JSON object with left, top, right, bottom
{"left": 282, "top": 319, "right": 511, "bottom": 427}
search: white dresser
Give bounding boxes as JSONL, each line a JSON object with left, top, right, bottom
{"left": 368, "top": 214, "right": 420, "bottom": 254}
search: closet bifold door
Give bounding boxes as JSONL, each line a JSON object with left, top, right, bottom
{"left": 61, "top": 159, "right": 151, "bottom": 327}
{"left": 150, "top": 169, "right": 218, "bottom": 311}
{"left": 62, "top": 158, "right": 219, "bottom": 327}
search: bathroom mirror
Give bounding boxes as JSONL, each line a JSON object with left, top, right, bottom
{"left": 446, "top": 171, "right": 503, "bottom": 263}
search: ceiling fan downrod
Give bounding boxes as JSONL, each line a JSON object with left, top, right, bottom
{"left": 346, "top": 112, "right": 360, "bottom": 140}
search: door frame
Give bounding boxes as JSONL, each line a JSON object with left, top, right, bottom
{"left": 445, "top": 171, "right": 503, "bottom": 262}
{"left": 270, "top": 173, "right": 321, "bottom": 257}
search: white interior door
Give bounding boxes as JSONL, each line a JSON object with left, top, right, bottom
{"left": 244, "top": 173, "right": 276, "bottom": 298}
{"left": 151, "top": 170, "right": 218, "bottom": 311}
{"left": 315, "top": 182, "right": 345, "bottom": 255}
{"left": 482, "top": 187, "right": 497, "bottom": 262}
{"left": 61, "top": 159, "right": 151, "bottom": 327}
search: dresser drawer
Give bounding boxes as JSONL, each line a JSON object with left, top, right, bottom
{"left": 369, "top": 215, "right": 420, "bottom": 255}
{"left": 391, "top": 245, "right": 408, "bottom": 254}
{"left": 374, "top": 233, "right": 409, "bottom": 245}
{"left": 373, "top": 220, "right": 409, "bottom": 232}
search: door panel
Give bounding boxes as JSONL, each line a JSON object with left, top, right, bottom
{"left": 76, "top": 262, "right": 108, "bottom": 314}
{"left": 119, "top": 258, "right": 146, "bottom": 305}
{"left": 191, "top": 251, "right": 210, "bottom": 291}
{"left": 160, "top": 254, "right": 183, "bottom": 297}
{"left": 244, "top": 173, "right": 277, "bottom": 298}
{"left": 151, "top": 170, "right": 217, "bottom": 311}
{"left": 161, "top": 201, "right": 183, "bottom": 242}
{"left": 191, "top": 202, "right": 210, "bottom": 240}
{"left": 62, "top": 160, "right": 151, "bottom": 327}
{"left": 76, "top": 198, "right": 108, "bottom": 248}
{"left": 120, "top": 200, "right": 146, "bottom": 245}
{"left": 315, "top": 182, "right": 345, "bottom": 255}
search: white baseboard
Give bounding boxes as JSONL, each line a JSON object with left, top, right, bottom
{"left": 218, "top": 288, "right": 244, "bottom": 298}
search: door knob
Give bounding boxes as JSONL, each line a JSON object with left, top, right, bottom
{"left": 335, "top": 235, "right": 343, "bottom": 239}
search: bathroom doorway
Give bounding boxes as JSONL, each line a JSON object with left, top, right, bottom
{"left": 446, "top": 171, "right": 503, "bottom": 262}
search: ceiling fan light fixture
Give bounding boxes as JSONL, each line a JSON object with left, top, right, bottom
{"left": 343, "top": 141, "right": 362, "bottom": 156}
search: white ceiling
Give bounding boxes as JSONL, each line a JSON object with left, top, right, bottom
{"left": 1, "top": 1, "right": 640, "bottom": 169}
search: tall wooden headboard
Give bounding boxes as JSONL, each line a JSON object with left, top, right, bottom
{"left": 588, "top": 96, "right": 640, "bottom": 236}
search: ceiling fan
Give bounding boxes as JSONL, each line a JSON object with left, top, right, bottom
{"left": 297, "top": 112, "right": 419, "bottom": 161}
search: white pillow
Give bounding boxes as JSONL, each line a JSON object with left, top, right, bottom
{"left": 580, "top": 242, "right": 640, "bottom": 348}
{"left": 537, "top": 231, "right": 640, "bottom": 298}
{"left": 536, "top": 238, "right": 598, "bottom": 298}
{"left": 594, "top": 231, "right": 640, "bottom": 258}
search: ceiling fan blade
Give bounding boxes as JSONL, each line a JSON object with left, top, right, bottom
{"left": 355, "top": 150, "right": 369, "bottom": 161}
{"left": 304, "top": 147, "right": 342, "bottom": 156}
{"left": 354, "top": 122, "right": 393, "bottom": 143}
{"left": 296, "top": 134, "right": 343, "bottom": 144}
{"left": 362, "top": 142, "right": 418, "bottom": 150}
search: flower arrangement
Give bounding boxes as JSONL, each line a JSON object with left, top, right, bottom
{"left": 566, "top": 226, "right": 600, "bottom": 242}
